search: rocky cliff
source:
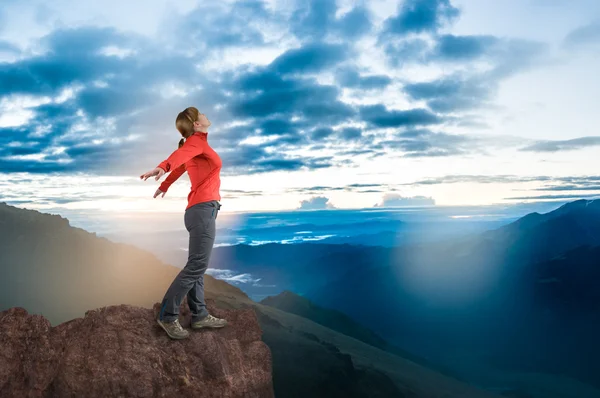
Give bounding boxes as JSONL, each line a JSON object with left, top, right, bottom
{"left": 0, "top": 297, "right": 274, "bottom": 398}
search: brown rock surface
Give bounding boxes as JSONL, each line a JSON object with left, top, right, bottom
{"left": 0, "top": 297, "right": 274, "bottom": 398}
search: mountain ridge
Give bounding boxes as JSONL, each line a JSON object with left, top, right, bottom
{"left": 0, "top": 202, "right": 502, "bottom": 397}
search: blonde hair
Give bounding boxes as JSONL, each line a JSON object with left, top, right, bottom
{"left": 175, "top": 107, "right": 200, "bottom": 140}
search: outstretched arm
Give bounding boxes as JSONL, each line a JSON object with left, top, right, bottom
{"left": 156, "top": 135, "right": 204, "bottom": 173}
{"left": 158, "top": 164, "right": 186, "bottom": 193}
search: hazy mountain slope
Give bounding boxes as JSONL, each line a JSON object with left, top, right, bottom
{"left": 216, "top": 294, "right": 501, "bottom": 398}
{"left": 260, "top": 290, "right": 464, "bottom": 380}
{"left": 0, "top": 202, "right": 244, "bottom": 325}
{"left": 261, "top": 290, "right": 389, "bottom": 349}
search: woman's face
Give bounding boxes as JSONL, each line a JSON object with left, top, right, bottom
{"left": 196, "top": 113, "right": 211, "bottom": 127}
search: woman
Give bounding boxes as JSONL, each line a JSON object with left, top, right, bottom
{"left": 140, "top": 107, "right": 227, "bottom": 340}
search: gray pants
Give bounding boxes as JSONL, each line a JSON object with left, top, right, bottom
{"left": 158, "top": 200, "right": 221, "bottom": 323}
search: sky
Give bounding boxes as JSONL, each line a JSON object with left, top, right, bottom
{"left": 1, "top": 0, "right": 600, "bottom": 215}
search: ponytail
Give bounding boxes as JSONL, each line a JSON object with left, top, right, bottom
{"left": 178, "top": 138, "right": 185, "bottom": 148}
{"left": 175, "top": 107, "right": 200, "bottom": 139}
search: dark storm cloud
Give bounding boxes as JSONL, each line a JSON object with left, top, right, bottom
{"left": 268, "top": 42, "right": 350, "bottom": 75}
{"left": 519, "top": 136, "right": 600, "bottom": 152}
{"left": 0, "top": 1, "right": 422, "bottom": 176}
{"left": 255, "top": 118, "right": 298, "bottom": 137}
{"left": 379, "top": 0, "right": 459, "bottom": 38}
{"left": 215, "top": 139, "right": 334, "bottom": 175}
{"left": 359, "top": 104, "right": 441, "bottom": 128}
{"left": 334, "top": 67, "right": 392, "bottom": 90}
{"left": 226, "top": 56, "right": 358, "bottom": 145}
{"left": 1, "top": 0, "right": 554, "bottom": 177}
{"left": 76, "top": 85, "right": 155, "bottom": 118}
{"left": 310, "top": 127, "right": 334, "bottom": 141}
{"left": 338, "top": 127, "right": 363, "bottom": 140}
{"left": 0, "top": 24, "right": 202, "bottom": 174}
{"left": 289, "top": 0, "right": 372, "bottom": 41}
{"left": 229, "top": 68, "right": 354, "bottom": 121}
{"left": 336, "top": 5, "right": 373, "bottom": 39}
{"left": 0, "top": 160, "right": 70, "bottom": 173}
{"left": 0, "top": 127, "right": 28, "bottom": 152}
{"left": 434, "top": 34, "right": 499, "bottom": 60}
{"left": 0, "top": 27, "right": 136, "bottom": 97}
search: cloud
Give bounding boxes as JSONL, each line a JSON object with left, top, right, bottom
{"left": 229, "top": 67, "right": 355, "bottom": 122}
{"left": 0, "top": 40, "right": 20, "bottom": 55}
{"left": 289, "top": 0, "right": 372, "bottom": 41}
{"left": 380, "top": 0, "right": 459, "bottom": 38}
{"left": 433, "top": 34, "right": 499, "bottom": 61}
{"left": 338, "top": 127, "right": 363, "bottom": 140}
{"left": 400, "top": 36, "right": 547, "bottom": 113}
{"left": 530, "top": 179, "right": 600, "bottom": 191}
{"left": 377, "top": 128, "right": 478, "bottom": 157}
{"left": 334, "top": 67, "right": 392, "bottom": 90}
{"left": 405, "top": 175, "right": 600, "bottom": 192}
{"left": 407, "top": 175, "right": 553, "bottom": 185}
{"left": 287, "top": 183, "right": 388, "bottom": 195}
{"left": 175, "top": 2, "right": 272, "bottom": 49}
{"left": 375, "top": 193, "right": 435, "bottom": 207}
{"left": 0, "top": 0, "right": 561, "bottom": 180}
{"left": 268, "top": 42, "right": 351, "bottom": 75}
{"left": 0, "top": 173, "right": 142, "bottom": 209}
{"left": 564, "top": 20, "right": 600, "bottom": 49}
{"left": 204, "top": 268, "right": 262, "bottom": 285}
{"left": 221, "top": 189, "right": 264, "bottom": 199}
{"left": 0, "top": 20, "right": 358, "bottom": 176}
{"left": 297, "top": 196, "right": 336, "bottom": 210}
{"left": 310, "top": 126, "right": 334, "bottom": 141}
{"left": 519, "top": 136, "right": 600, "bottom": 152}
{"left": 0, "top": 25, "right": 203, "bottom": 173}
{"left": 504, "top": 193, "right": 600, "bottom": 200}
{"left": 335, "top": 5, "right": 373, "bottom": 39}
{"left": 403, "top": 74, "right": 493, "bottom": 112}
{"left": 359, "top": 104, "right": 441, "bottom": 128}
{"left": 531, "top": 185, "right": 600, "bottom": 192}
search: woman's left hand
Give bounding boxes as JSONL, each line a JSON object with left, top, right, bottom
{"left": 140, "top": 167, "right": 165, "bottom": 181}
{"left": 153, "top": 188, "right": 166, "bottom": 198}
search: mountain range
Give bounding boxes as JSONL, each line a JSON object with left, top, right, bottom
{"left": 302, "top": 200, "right": 600, "bottom": 391}
{"left": 0, "top": 201, "right": 502, "bottom": 398}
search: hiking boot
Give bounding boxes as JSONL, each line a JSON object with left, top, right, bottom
{"left": 157, "top": 317, "right": 189, "bottom": 340}
{"left": 191, "top": 314, "right": 228, "bottom": 329}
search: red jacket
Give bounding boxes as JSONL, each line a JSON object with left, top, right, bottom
{"left": 156, "top": 131, "right": 222, "bottom": 210}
